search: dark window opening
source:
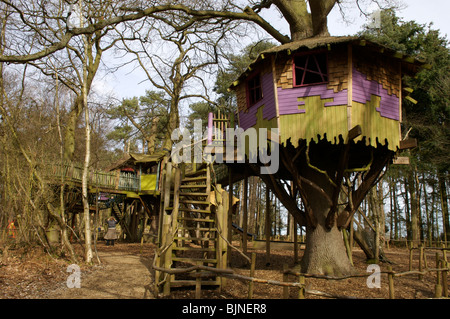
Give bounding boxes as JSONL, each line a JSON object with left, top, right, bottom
{"left": 247, "top": 73, "right": 263, "bottom": 107}
{"left": 294, "top": 52, "right": 328, "bottom": 86}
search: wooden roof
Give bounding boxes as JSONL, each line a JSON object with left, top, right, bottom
{"left": 106, "top": 151, "right": 166, "bottom": 171}
{"left": 229, "top": 36, "right": 427, "bottom": 89}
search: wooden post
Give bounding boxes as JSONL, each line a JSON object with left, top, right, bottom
{"left": 419, "top": 244, "right": 424, "bottom": 280}
{"left": 435, "top": 253, "right": 442, "bottom": 298}
{"left": 442, "top": 259, "right": 448, "bottom": 298}
{"left": 283, "top": 264, "right": 289, "bottom": 299}
{"left": 293, "top": 221, "right": 298, "bottom": 264}
{"left": 442, "top": 243, "right": 448, "bottom": 263}
{"left": 248, "top": 253, "right": 256, "bottom": 299}
{"left": 227, "top": 169, "right": 233, "bottom": 267}
{"left": 195, "top": 262, "right": 202, "bottom": 299}
{"left": 298, "top": 275, "right": 305, "bottom": 299}
{"left": 243, "top": 176, "right": 248, "bottom": 254}
{"left": 265, "top": 186, "right": 271, "bottom": 265}
{"left": 387, "top": 266, "right": 395, "bottom": 299}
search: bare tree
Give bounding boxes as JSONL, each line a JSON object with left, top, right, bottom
{"left": 116, "top": 16, "right": 233, "bottom": 150}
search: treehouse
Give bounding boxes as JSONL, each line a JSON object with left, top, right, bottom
{"left": 229, "top": 36, "right": 424, "bottom": 164}
{"left": 106, "top": 151, "right": 166, "bottom": 195}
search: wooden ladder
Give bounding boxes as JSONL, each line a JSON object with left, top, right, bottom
{"left": 155, "top": 161, "right": 229, "bottom": 296}
{"left": 170, "top": 164, "right": 222, "bottom": 288}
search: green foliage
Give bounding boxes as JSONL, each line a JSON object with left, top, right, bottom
{"left": 360, "top": 10, "right": 450, "bottom": 173}
{"left": 106, "top": 90, "right": 169, "bottom": 153}
{"left": 214, "top": 40, "right": 276, "bottom": 112}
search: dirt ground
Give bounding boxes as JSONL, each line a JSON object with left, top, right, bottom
{"left": 0, "top": 241, "right": 448, "bottom": 299}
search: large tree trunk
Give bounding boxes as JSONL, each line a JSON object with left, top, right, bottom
{"left": 273, "top": 0, "right": 335, "bottom": 41}
{"left": 299, "top": 167, "right": 353, "bottom": 275}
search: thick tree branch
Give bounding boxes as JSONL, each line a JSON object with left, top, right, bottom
{"left": 0, "top": 3, "right": 290, "bottom": 63}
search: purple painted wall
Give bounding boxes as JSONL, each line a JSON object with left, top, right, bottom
{"left": 238, "top": 63, "right": 400, "bottom": 132}
{"left": 238, "top": 72, "right": 277, "bottom": 130}
{"left": 277, "top": 84, "right": 348, "bottom": 115}
{"left": 352, "top": 67, "right": 400, "bottom": 121}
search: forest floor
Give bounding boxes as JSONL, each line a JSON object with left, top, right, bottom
{"left": 0, "top": 240, "right": 448, "bottom": 299}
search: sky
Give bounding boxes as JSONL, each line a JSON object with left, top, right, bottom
{"left": 98, "top": 1, "right": 450, "bottom": 101}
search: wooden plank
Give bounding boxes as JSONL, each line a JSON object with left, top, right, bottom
{"left": 399, "top": 138, "right": 418, "bottom": 150}
{"left": 348, "top": 125, "right": 362, "bottom": 141}
{"left": 393, "top": 156, "right": 410, "bottom": 165}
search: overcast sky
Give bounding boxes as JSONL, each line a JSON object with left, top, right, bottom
{"left": 101, "top": 1, "right": 450, "bottom": 101}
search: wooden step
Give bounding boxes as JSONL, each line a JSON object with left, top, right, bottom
{"left": 178, "top": 207, "right": 211, "bottom": 213}
{"left": 178, "top": 226, "right": 216, "bottom": 232}
{"left": 172, "top": 246, "right": 216, "bottom": 252}
{"left": 177, "top": 217, "right": 215, "bottom": 223}
{"left": 174, "top": 237, "right": 217, "bottom": 241}
{"left": 178, "top": 192, "right": 209, "bottom": 197}
{"left": 179, "top": 200, "right": 210, "bottom": 205}
{"left": 179, "top": 184, "right": 207, "bottom": 189}
{"left": 184, "top": 168, "right": 207, "bottom": 177}
{"left": 182, "top": 176, "right": 207, "bottom": 183}
{"left": 170, "top": 279, "right": 220, "bottom": 287}
{"left": 172, "top": 257, "right": 218, "bottom": 264}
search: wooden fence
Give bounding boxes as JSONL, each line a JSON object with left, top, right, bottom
{"left": 152, "top": 246, "right": 450, "bottom": 299}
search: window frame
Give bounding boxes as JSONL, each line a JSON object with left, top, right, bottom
{"left": 292, "top": 50, "right": 329, "bottom": 88}
{"left": 246, "top": 72, "right": 263, "bottom": 108}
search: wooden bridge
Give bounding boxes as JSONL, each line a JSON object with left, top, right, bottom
{"left": 42, "top": 160, "right": 161, "bottom": 197}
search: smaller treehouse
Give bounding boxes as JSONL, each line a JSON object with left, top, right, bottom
{"left": 229, "top": 36, "right": 424, "bottom": 274}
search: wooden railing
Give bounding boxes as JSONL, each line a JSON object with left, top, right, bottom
{"left": 207, "top": 111, "right": 233, "bottom": 147}
{"left": 43, "top": 163, "right": 140, "bottom": 192}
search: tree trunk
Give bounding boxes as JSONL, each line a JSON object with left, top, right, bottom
{"left": 273, "top": 0, "right": 336, "bottom": 40}
{"left": 273, "top": 0, "right": 312, "bottom": 41}
{"left": 300, "top": 167, "right": 353, "bottom": 275}
{"left": 302, "top": 221, "right": 353, "bottom": 275}
{"left": 407, "top": 169, "right": 420, "bottom": 247}
{"left": 403, "top": 177, "right": 412, "bottom": 241}
{"left": 438, "top": 172, "right": 450, "bottom": 242}
{"left": 81, "top": 8, "right": 93, "bottom": 263}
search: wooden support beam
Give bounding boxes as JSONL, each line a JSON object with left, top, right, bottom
{"left": 227, "top": 168, "right": 233, "bottom": 267}
{"left": 337, "top": 151, "right": 393, "bottom": 229}
{"left": 348, "top": 125, "right": 362, "bottom": 141}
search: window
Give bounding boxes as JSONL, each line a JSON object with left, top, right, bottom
{"left": 293, "top": 52, "right": 328, "bottom": 86}
{"left": 247, "top": 73, "right": 263, "bottom": 107}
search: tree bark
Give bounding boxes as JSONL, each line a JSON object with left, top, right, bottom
{"left": 299, "top": 166, "right": 353, "bottom": 275}
{"left": 407, "top": 168, "right": 420, "bottom": 247}
{"left": 273, "top": 0, "right": 312, "bottom": 40}
{"left": 80, "top": 7, "right": 93, "bottom": 263}
{"left": 438, "top": 172, "right": 450, "bottom": 242}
